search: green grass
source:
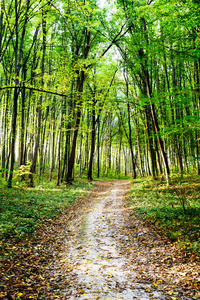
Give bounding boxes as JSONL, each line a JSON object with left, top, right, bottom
{"left": 74, "top": 164, "right": 131, "bottom": 181}
{"left": 0, "top": 165, "right": 130, "bottom": 243}
{"left": 128, "top": 173, "right": 200, "bottom": 256}
{"left": 0, "top": 175, "right": 91, "bottom": 242}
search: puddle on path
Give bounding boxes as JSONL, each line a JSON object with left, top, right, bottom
{"left": 61, "top": 182, "right": 167, "bottom": 299}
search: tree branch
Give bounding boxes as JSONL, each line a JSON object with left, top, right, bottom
{"left": 0, "top": 86, "right": 67, "bottom": 97}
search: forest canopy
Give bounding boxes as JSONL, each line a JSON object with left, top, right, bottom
{"left": 0, "top": 0, "right": 199, "bottom": 187}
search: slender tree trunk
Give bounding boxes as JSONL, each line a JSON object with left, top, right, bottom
{"left": 139, "top": 46, "right": 170, "bottom": 184}
{"left": 50, "top": 97, "right": 56, "bottom": 181}
{"left": 123, "top": 147, "right": 127, "bottom": 176}
{"left": 79, "top": 127, "right": 83, "bottom": 177}
{"left": 39, "top": 105, "right": 49, "bottom": 177}
{"left": 66, "top": 28, "right": 91, "bottom": 183}
{"left": 57, "top": 98, "right": 63, "bottom": 186}
{"left": 144, "top": 106, "right": 156, "bottom": 179}
{"left": 1, "top": 90, "right": 9, "bottom": 178}
{"left": 124, "top": 72, "right": 137, "bottom": 178}
{"left": 84, "top": 107, "right": 89, "bottom": 170}
{"left": 97, "top": 116, "right": 100, "bottom": 178}
{"left": 88, "top": 96, "right": 96, "bottom": 180}
{"left": 135, "top": 118, "right": 144, "bottom": 176}
{"left": 194, "top": 59, "right": 200, "bottom": 175}
{"left": 62, "top": 84, "right": 73, "bottom": 181}
{"left": 42, "top": 133, "right": 49, "bottom": 174}
{"left": 29, "top": 9, "right": 46, "bottom": 186}
{"left": 19, "top": 69, "right": 26, "bottom": 168}
{"left": 7, "top": 87, "right": 19, "bottom": 187}
{"left": 118, "top": 123, "right": 122, "bottom": 175}
{"left": 7, "top": 0, "right": 19, "bottom": 188}
{"left": 66, "top": 71, "right": 85, "bottom": 183}
{"left": 7, "top": 0, "right": 31, "bottom": 187}
{"left": 108, "top": 117, "right": 112, "bottom": 171}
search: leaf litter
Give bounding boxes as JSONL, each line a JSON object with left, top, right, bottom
{"left": 0, "top": 180, "right": 199, "bottom": 299}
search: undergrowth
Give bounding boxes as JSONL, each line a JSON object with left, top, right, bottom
{"left": 0, "top": 175, "right": 91, "bottom": 243}
{"left": 129, "top": 173, "right": 200, "bottom": 257}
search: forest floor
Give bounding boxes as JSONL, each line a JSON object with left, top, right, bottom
{"left": 0, "top": 180, "right": 200, "bottom": 300}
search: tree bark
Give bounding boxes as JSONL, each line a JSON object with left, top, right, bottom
{"left": 66, "top": 71, "right": 85, "bottom": 183}
{"left": 57, "top": 98, "right": 63, "bottom": 186}
{"left": 88, "top": 95, "right": 96, "bottom": 180}
{"left": 50, "top": 97, "right": 56, "bottom": 181}
{"left": 139, "top": 45, "right": 170, "bottom": 185}
{"left": 29, "top": 9, "right": 46, "bottom": 186}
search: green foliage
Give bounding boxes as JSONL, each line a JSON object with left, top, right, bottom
{"left": 100, "top": 170, "right": 131, "bottom": 180}
{"left": 0, "top": 177, "right": 91, "bottom": 241}
{"left": 128, "top": 174, "right": 200, "bottom": 255}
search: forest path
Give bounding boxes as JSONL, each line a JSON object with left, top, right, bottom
{"left": 47, "top": 180, "right": 187, "bottom": 300}
{"left": 1, "top": 181, "right": 198, "bottom": 299}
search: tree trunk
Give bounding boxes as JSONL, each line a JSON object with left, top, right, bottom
{"left": 19, "top": 70, "right": 26, "bottom": 168}
{"left": 1, "top": 89, "right": 9, "bottom": 178}
{"left": 50, "top": 97, "right": 56, "bottom": 181}
{"left": 62, "top": 84, "right": 73, "bottom": 181}
{"left": 57, "top": 98, "right": 63, "bottom": 186}
{"left": 29, "top": 9, "right": 46, "bottom": 186}
{"left": 124, "top": 73, "right": 137, "bottom": 178}
{"left": 7, "top": 0, "right": 20, "bottom": 188}
{"left": 7, "top": 87, "right": 19, "bottom": 187}
{"left": 88, "top": 96, "right": 96, "bottom": 180}
{"left": 139, "top": 46, "right": 170, "bottom": 184}
{"left": 135, "top": 118, "right": 144, "bottom": 176}
{"left": 66, "top": 71, "right": 85, "bottom": 183}
{"left": 97, "top": 116, "right": 100, "bottom": 178}
{"left": 39, "top": 105, "right": 49, "bottom": 177}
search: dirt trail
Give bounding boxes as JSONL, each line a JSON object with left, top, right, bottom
{"left": 47, "top": 180, "right": 185, "bottom": 300}
{"left": 1, "top": 180, "right": 199, "bottom": 299}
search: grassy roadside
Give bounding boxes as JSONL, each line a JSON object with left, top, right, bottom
{"left": 0, "top": 176, "right": 92, "bottom": 244}
{"left": 0, "top": 169, "right": 128, "bottom": 245}
{"left": 128, "top": 173, "right": 200, "bottom": 257}
{"left": 0, "top": 175, "right": 98, "bottom": 299}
